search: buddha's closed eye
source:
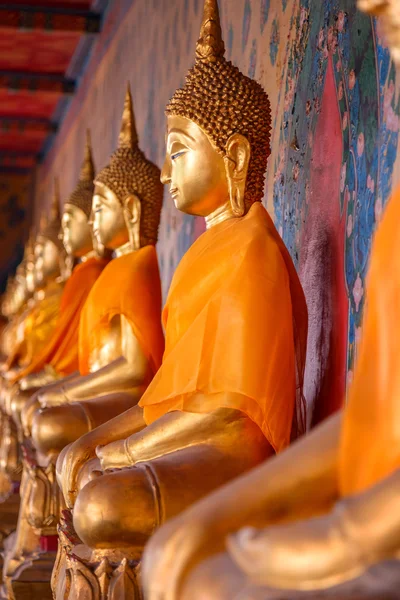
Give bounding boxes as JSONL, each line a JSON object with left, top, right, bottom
{"left": 171, "top": 150, "right": 187, "bottom": 161}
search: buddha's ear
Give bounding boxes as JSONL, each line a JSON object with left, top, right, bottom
{"left": 123, "top": 194, "right": 141, "bottom": 250}
{"left": 223, "top": 133, "right": 251, "bottom": 217}
{"left": 123, "top": 194, "right": 141, "bottom": 225}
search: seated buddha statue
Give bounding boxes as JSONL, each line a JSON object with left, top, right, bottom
{"left": 0, "top": 233, "right": 39, "bottom": 379}
{"left": 27, "top": 84, "right": 165, "bottom": 459}
{"left": 3, "top": 182, "right": 66, "bottom": 383}
{"left": 2, "top": 87, "right": 165, "bottom": 597}
{"left": 53, "top": 1, "right": 308, "bottom": 595}
{"left": 8, "top": 132, "right": 110, "bottom": 433}
{"left": 141, "top": 5, "right": 400, "bottom": 600}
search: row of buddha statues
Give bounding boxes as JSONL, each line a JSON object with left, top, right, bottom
{"left": 0, "top": 0, "right": 398, "bottom": 598}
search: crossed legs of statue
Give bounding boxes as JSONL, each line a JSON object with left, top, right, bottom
{"left": 180, "top": 468, "right": 400, "bottom": 600}
{"left": 4, "top": 391, "right": 140, "bottom": 599}
{"left": 181, "top": 554, "right": 400, "bottom": 600}
{"left": 54, "top": 412, "right": 272, "bottom": 599}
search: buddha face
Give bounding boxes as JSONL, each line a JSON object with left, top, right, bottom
{"left": 161, "top": 115, "right": 229, "bottom": 217}
{"left": 62, "top": 204, "right": 93, "bottom": 258}
{"left": 91, "top": 182, "right": 129, "bottom": 250}
{"left": 35, "top": 239, "right": 60, "bottom": 284}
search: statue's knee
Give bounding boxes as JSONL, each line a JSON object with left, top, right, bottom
{"left": 21, "top": 397, "right": 40, "bottom": 437}
{"left": 73, "top": 468, "right": 157, "bottom": 549}
{"left": 181, "top": 553, "right": 247, "bottom": 600}
{"left": 10, "top": 388, "right": 32, "bottom": 426}
{"left": 32, "top": 405, "right": 89, "bottom": 456}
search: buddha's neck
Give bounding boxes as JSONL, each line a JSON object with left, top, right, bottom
{"left": 115, "top": 241, "right": 133, "bottom": 257}
{"left": 205, "top": 202, "right": 235, "bottom": 230}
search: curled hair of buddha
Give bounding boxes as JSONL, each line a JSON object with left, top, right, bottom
{"left": 166, "top": 0, "right": 271, "bottom": 210}
{"left": 95, "top": 84, "right": 163, "bottom": 246}
{"left": 39, "top": 177, "right": 64, "bottom": 251}
{"left": 66, "top": 130, "right": 95, "bottom": 218}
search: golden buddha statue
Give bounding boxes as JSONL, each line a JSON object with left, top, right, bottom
{"left": 4, "top": 182, "right": 66, "bottom": 381}
{"left": 141, "top": 3, "right": 400, "bottom": 599}
{"left": 52, "top": 2, "right": 308, "bottom": 597}
{"left": 13, "top": 131, "right": 107, "bottom": 395}
{"left": 27, "top": 85, "right": 164, "bottom": 456}
{"left": 2, "top": 99, "right": 164, "bottom": 599}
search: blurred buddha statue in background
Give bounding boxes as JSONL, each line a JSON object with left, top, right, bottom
{"left": 0, "top": 133, "right": 112, "bottom": 599}
{"left": 12, "top": 84, "right": 165, "bottom": 600}
{"left": 9, "top": 131, "right": 109, "bottom": 428}
{"left": 51, "top": 1, "right": 308, "bottom": 598}
{"left": 140, "top": 2, "right": 400, "bottom": 599}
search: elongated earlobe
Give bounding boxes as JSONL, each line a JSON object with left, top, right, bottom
{"left": 224, "top": 133, "right": 251, "bottom": 217}
{"left": 123, "top": 194, "right": 141, "bottom": 250}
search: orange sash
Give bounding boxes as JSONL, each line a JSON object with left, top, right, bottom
{"left": 340, "top": 185, "right": 400, "bottom": 495}
{"left": 139, "top": 203, "right": 308, "bottom": 453}
{"left": 15, "top": 257, "right": 108, "bottom": 380}
{"left": 79, "top": 245, "right": 164, "bottom": 377}
{"left": 7, "top": 281, "right": 64, "bottom": 370}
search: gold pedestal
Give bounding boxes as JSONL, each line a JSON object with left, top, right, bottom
{"left": 53, "top": 511, "right": 142, "bottom": 600}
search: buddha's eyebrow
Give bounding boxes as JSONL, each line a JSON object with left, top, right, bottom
{"left": 167, "top": 128, "right": 196, "bottom": 142}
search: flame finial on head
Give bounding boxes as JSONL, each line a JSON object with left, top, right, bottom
{"left": 24, "top": 228, "right": 36, "bottom": 262}
{"left": 39, "top": 177, "right": 64, "bottom": 249}
{"left": 50, "top": 177, "right": 61, "bottom": 222}
{"left": 80, "top": 129, "right": 95, "bottom": 184}
{"left": 66, "top": 130, "right": 96, "bottom": 218}
{"left": 118, "top": 83, "right": 139, "bottom": 150}
{"left": 196, "top": 0, "right": 225, "bottom": 62}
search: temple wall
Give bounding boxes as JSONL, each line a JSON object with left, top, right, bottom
{"left": 0, "top": 173, "right": 32, "bottom": 293}
{"left": 35, "top": 0, "right": 400, "bottom": 423}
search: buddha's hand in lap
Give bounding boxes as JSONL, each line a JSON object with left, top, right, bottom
{"left": 61, "top": 437, "right": 98, "bottom": 508}
{"left": 226, "top": 509, "right": 366, "bottom": 591}
{"left": 96, "top": 439, "right": 132, "bottom": 471}
{"left": 38, "top": 386, "right": 69, "bottom": 408}
{"left": 142, "top": 515, "right": 207, "bottom": 600}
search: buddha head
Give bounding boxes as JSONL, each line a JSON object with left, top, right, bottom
{"left": 358, "top": 0, "right": 400, "bottom": 65}
{"left": 62, "top": 131, "right": 95, "bottom": 259}
{"left": 91, "top": 84, "right": 163, "bottom": 252}
{"left": 35, "top": 179, "right": 65, "bottom": 286}
{"left": 162, "top": 0, "right": 271, "bottom": 224}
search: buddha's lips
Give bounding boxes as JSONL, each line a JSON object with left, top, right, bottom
{"left": 170, "top": 188, "right": 178, "bottom": 199}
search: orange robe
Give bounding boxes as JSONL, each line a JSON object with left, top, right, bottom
{"left": 5, "top": 281, "right": 64, "bottom": 371}
{"left": 15, "top": 257, "right": 109, "bottom": 380}
{"left": 139, "top": 203, "right": 308, "bottom": 453}
{"left": 339, "top": 185, "right": 400, "bottom": 496}
{"left": 79, "top": 245, "right": 164, "bottom": 377}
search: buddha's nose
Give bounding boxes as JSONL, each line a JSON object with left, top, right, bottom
{"left": 161, "top": 158, "right": 171, "bottom": 185}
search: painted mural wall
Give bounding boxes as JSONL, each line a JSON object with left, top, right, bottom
{"left": 35, "top": 0, "right": 400, "bottom": 424}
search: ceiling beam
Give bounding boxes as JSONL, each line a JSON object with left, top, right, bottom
{"left": 0, "top": 71, "right": 76, "bottom": 94}
{"left": 0, "top": 115, "right": 58, "bottom": 133}
{"left": 0, "top": 149, "right": 37, "bottom": 159}
{"left": 0, "top": 4, "right": 102, "bottom": 33}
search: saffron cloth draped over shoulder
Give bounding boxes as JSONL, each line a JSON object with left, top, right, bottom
{"left": 79, "top": 245, "right": 165, "bottom": 377}
{"left": 340, "top": 185, "right": 400, "bottom": 496}
{"left": 18, "top": 280, "right": 64, "bottom": 369}
{"left": 15, "top": 257, "right": 109, "bottom": 380}
{"left": 139, "top": 202, "right": 308, "bottom": 453}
